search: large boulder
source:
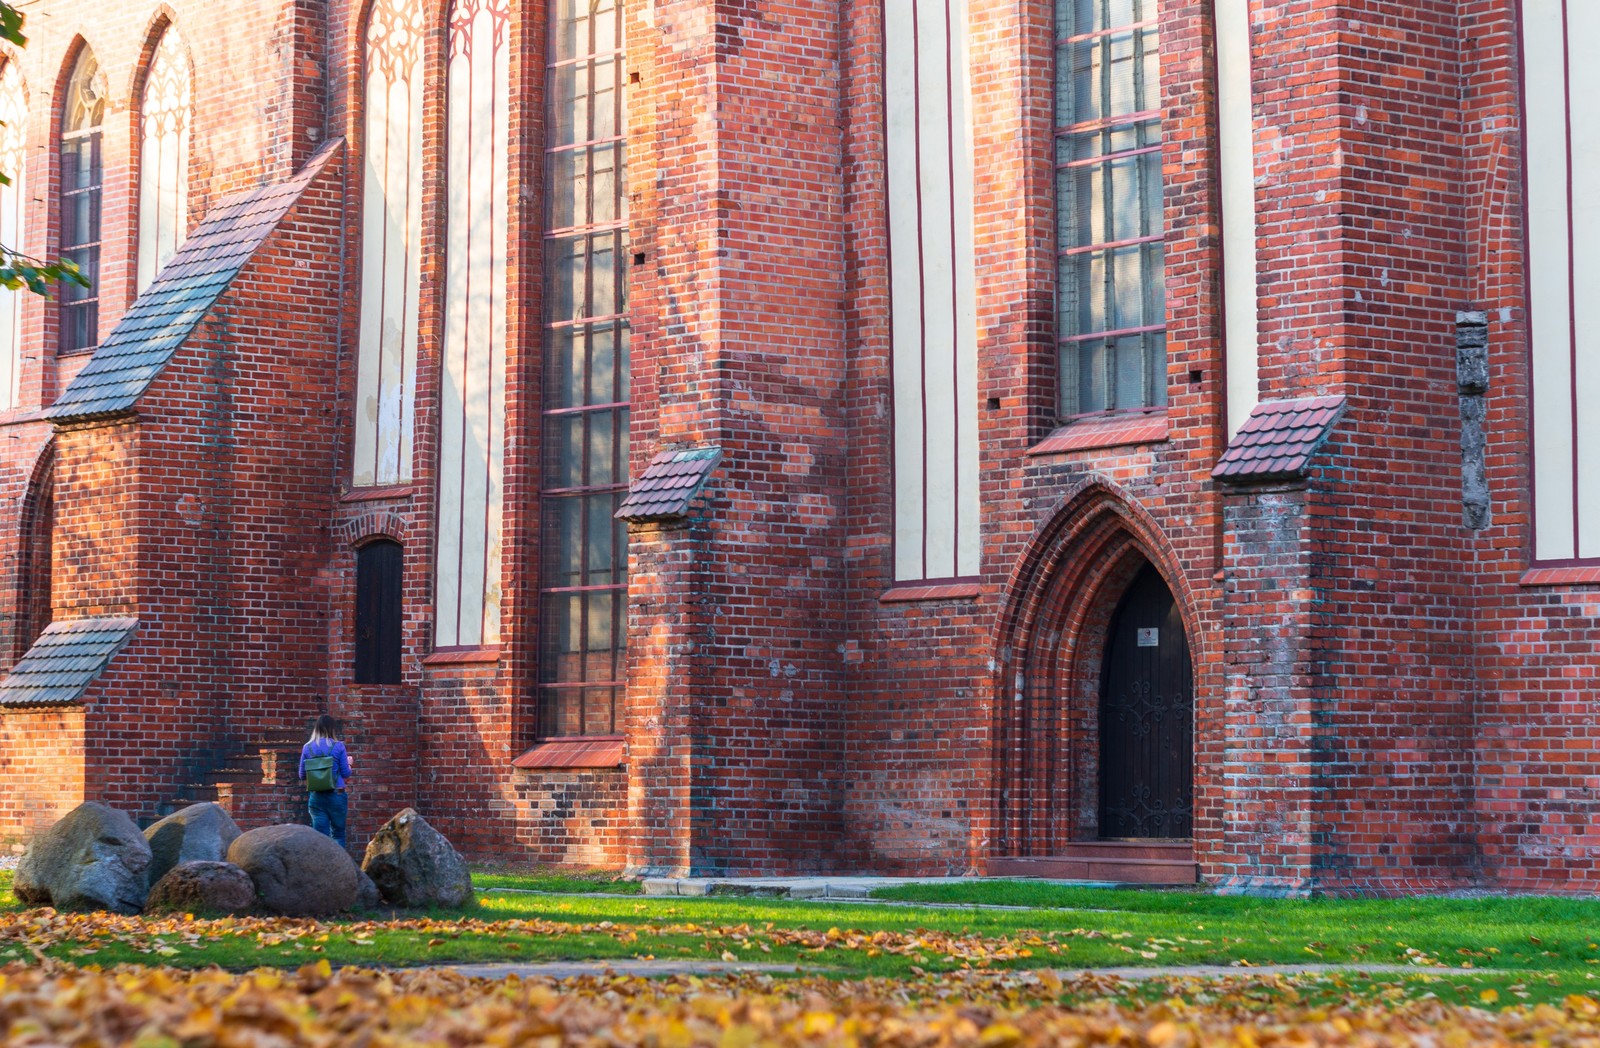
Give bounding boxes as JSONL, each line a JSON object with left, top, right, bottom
{"left": 145, "top": 861, "right": 256, "bottom": 915}
{"left": 227, "top": 824, "right": 359, "bottom": 916}
{"left": 361, "top": 808, "right": 473, "bottom": 908}
{"left": 144, "top": 803, "right": 242, "bottom": 887}
{"left": 355, "top": 870, "right": 382, "bottom": 911}
{"left": 14, "top": 802, "right": 151, "bottom": 914}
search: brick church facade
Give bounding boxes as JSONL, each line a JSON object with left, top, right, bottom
{"left": 0, "top": 0, "right": 1593, "bottom": 895}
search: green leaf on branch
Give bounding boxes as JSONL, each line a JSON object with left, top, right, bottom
{"left": 0, "top": 3, "right": 25, "bottom": 48}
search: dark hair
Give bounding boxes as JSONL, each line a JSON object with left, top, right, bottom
{"left": 309, "top": 714, "right": 342, "bottom": 743}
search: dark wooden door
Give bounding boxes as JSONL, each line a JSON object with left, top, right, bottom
{"left": 1098, "top": 564, "right": 1193, "bottom": 839}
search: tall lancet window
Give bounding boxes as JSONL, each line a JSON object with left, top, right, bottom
{"left": 538, "top": 0, "right": 629, "bottom": 737}
{"left": 59, "top": 49, "right": 104, "bottom": 353}
{"left": 1056, "top": 0, "right": 1166, "bottom": 416}
{"left": 353, "top": 0, "right": 426, "bottom": 487}
{"left": 0, "top": 61, "right": 27, "bottom": 410}
{"left": 137, "top": 25, "right": 191, "bottom": 292}
{"left": 434, "top": 0, "right": 510, "bottom": 649}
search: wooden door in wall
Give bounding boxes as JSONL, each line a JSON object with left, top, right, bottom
{"left": 1098, "top": 564, "right": 1193, "bottom": 839}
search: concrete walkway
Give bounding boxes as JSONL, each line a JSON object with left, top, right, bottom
{"left": 640, "top": 876, "right": 1068, "bottom": 899}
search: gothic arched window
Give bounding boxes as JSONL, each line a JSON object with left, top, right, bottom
{"left": 0, "top": 60, "right": 28, "bottom": 409}
{"left": 137, "top": 25, "right": 191, "bottom": 291}
{"left": 353, "top": 0, "right": 426, "bottom": 487}
{"left": 59, "top": 49, "right": 104, "bottom": 353}
{"left": 434, "top": 0, "right": 511, "bottom": 649}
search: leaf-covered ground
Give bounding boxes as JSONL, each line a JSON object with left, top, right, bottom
{"left": 4, "top": 961, "right": 1600, "bottom": 1046}
{"left": 5, "top": 870, "right": 1600, "bottom": 1042}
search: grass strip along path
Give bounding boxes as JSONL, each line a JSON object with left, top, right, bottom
{"left": 3, "top": 870, "right": 1600, "bottom": 1042}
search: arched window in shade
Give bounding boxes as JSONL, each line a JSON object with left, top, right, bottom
{"left": 59, "top": 49, "right": 104, "bottom": 353}
{"left": 137, "top": 24, "right": 191, "bottom": 292}
{"left": 0, "top": 61, "right": 27, "bottom": 410}
{"left": 354, "top": 539, "right": 403, "bottom": 685}
{"left": 435, "top": 0, "right": 510, "bottom": 649}
{"left": 15, "top": 446, "right": 54, "bottom": 661}
{"left": 353, "top": 0, "right": 426, "bottom": 487}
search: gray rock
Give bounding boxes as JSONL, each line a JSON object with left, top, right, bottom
{"left": 145, "top": 860, "right": 256, "bottom": 915}
{"left": 14, "top": 802, "right": 151, "bottom": 914}
{"left": 355, "top": 869, "right": 381, "bottom": 911}
{"left": 227, "top": 824, "right": 359, "bottom": 916}
{"left": 361, "top": 808, "right": 473, "bottom": 908}
{"left": 144, "top": 803, "right": 242, "bottom": 887}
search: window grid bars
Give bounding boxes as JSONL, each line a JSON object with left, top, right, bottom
{"left": 538, "top": 0, "right": 629, "bottom": 740}
{"left": 1055, "top": 0, "right": 1166, "bottom": 417}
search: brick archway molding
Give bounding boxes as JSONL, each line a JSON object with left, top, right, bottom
{"left": 990, "top": 475, "right": 1202, "bottom": 863}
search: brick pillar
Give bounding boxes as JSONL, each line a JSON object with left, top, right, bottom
{"left": 625, "top": 0, "right": 850, "bottom": 875}
{"left": 1218, "top": 483, "right": 1318, "bottom": 893}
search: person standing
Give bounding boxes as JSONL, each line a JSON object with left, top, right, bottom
{"left": 299, "top": 714, "right": 353, "bottom": 847}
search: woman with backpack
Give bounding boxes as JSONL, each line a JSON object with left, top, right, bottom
{"left": 299, "top": 714, "right": 353, "bottom": 847}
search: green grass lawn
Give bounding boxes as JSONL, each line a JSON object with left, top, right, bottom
{"left": 3, "top": 868, "right": 1599, "bottom": 1008}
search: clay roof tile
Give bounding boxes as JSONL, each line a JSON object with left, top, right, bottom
{"left": 47, "top": 141, "right": 343, "bottom": 422}
{"left": 1213, "top": 395, "right": 1348, "bottom": 484}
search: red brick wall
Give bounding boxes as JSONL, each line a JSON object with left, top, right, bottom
{"left": 0, "top": 0, "right": 1595, "bottom": 896}
{"left": 0, "top": 706, "right": 85, "bottom": 842}
{"left": 61, "top": 157, "right": 348, "bottom": 826}
{"left": 1464, "top": 0, "right": 1600, "bottom": 893}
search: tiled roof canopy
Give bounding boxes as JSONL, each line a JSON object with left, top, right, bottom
{"left": 0, "top": 617, "right": 138, "bottom": 707}
{"left": 47, "top": 140, "right": 341, "bottom": 422}
{"left": 1212, "top": 395, "right": 1348, "bottom": 483}
{"left": 615, "top": 446, "right": 723, "bottom": 522}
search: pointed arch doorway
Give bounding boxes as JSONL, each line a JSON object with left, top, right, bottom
{"left": 1098, "top": 563, "right": 1193, "bottom": 840}
{"left": 992, "top": 502, "right": 1198, "bottom": 883}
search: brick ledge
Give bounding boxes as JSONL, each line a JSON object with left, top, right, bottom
{"left": 880, "top": 582, "right": 982, "bottom": 603}
{"left": 513, "top": 736, "right": 625, "bottom": 769}
{"left": 423, "top": 646, "right": 501, "bottom": 665}
{"left": 1520, "top": 565, "right": 1600, "bottom": 587}
{"left": 1028, "top": 411, "right": 1168, "bottom": 456}
{"left": 341, "top": 484, "right": 417, "bottom": 503}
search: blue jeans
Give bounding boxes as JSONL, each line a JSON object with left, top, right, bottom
{"left": 308, "top": 790, "right": 348, "bottom": 847}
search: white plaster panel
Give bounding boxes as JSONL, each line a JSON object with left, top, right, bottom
{"left": 1570, "top": 0, "right": 1600, "bottom": 559}
{"left": 885, "top": 0, "right": 926, "bottom": 581}
{"left": 355, "top": 0, "right": 426, "bottom": 488}
{"left": 1216, "top": 0, "right": 1259, "bottom": 436}
{"left": 0, "top": 61, "right": 24, "bottom": 412}
{"left": 484, "top": 9, "right": 510, "bottom": 644}
{"left": 887, "top": 0, "right": 981, "bottom": 582}
{"left": 436, "top": 0, "right": 509, "bottom": 647}
{"left": 1524, "top": 0, "right": 1576, "bottom": 561}
{"left": 919, "top": 0, "right": 958, "bottom": 581}
{"left": 949, "top": 0, "right": 980, "bottom": 578}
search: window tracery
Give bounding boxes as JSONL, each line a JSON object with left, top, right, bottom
{"left": 59, "top": 49, "right": 104, "bottom": 353}
{"left": 353, "top": 0, "right": 427, "bottom": 487}
{"left": 137, "top": 25, "right": 192, "bottom": 291}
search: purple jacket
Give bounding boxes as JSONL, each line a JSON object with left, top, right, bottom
{"left": 299, "top": 739, "right": 352, "bottom": 791}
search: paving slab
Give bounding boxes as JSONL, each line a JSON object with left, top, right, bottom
{"left": 438, "top": 960, "right": 811, "bottom": 980}
{"left": 640, "top": 876, "right": 978, "bottom": 899}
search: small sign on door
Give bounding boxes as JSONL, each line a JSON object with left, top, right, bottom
{"left": 1136, "top": 628, "right": 1160, "bottom": 648}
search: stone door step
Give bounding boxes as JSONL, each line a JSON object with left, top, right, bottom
{"left": 988, "top": 842, "right": 1197, "bottom": 885}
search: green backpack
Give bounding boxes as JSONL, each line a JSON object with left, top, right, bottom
{"left": 304, "top": 754, "right": 337, "bottom": 793}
